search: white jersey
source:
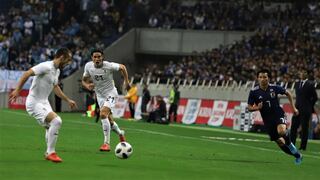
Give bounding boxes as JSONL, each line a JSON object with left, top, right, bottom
{"left": 83, "top": 61, "right": 120, "bottom": 97}
{"left": 28, "top": 61, "right": 60, "bottom": 100}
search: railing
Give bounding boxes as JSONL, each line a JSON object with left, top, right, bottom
{"left": 133, "top": 77, "right": 319, "bottom": 90}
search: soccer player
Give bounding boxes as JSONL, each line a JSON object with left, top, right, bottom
{"left": 9, "top": 47, "right": 77, "bottom": 163}
{"left": 247, "top": 69, "right": 303, "bottom": 164}
{"left": 82, "top": 49, "right": 129, "bottom": 152}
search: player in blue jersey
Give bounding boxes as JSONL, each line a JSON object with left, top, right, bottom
{"left": 247, "top": 69, "right": 303, "bottom": 164}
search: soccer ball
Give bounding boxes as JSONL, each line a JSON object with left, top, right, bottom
{"left": 115, "top": 142, "right": 133, "bottom": 159}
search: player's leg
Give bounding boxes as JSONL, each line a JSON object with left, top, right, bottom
{"left": 108, "top": 114, "right": 126, "bottom": 142}
{"left": 45, "top": 127, "right": 49, "bottom": 144}
{"left": 45, "top": 111, "right": 63, "bottom": 162}
{"left": 277, "top": 124, "right": 302, "bottom": 164}
{"left": 275, "top": 138, "right": 293, "bottom": 155}
{"left": 26, "top": 99, "right": 62, "bottom": 162}
{"left": 99, "top": 106, "right": 111, "bottom": 151}
{"left": 267, "top": 123, "right": 293, "bottom": 156}
{"left": 277, "top": 124, "right": 292, "bottom": 145}
{"left": 277, "top": 116, "right": 298, "bottom": 147}
{"left": 104, "top": 91, "right": 126, "bottom": 142}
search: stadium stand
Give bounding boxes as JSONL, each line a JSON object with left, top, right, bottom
{"left": 0, "top": 0, "right": 319, "bottom": 85}
{"left": 0, "top": 0, "right": 127, "bottom": 77}
{"left": 139, "top": 1, "right": 320, "bottom": 85}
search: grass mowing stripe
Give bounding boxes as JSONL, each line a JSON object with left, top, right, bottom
{"left": 126, "top": 127, "right": 320, "bottom": 159}
{"left": 170, "top": 123, "right": 267, "bottom": 138}
{"left": 2, "top": 109, "right": 320, "bottom": 158}
{"left": 170, "top": 124, "right": 320, "bottom": 144}
{"left": 1, "top": 109, "right": 319, "bottom": 180}
{"left": 3, "top": 109, "right": 320, "bottom": 144}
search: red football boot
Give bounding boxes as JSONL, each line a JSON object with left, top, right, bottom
{"left": 99, "top": 144, "right": 111, "bottom": 151}
{"left": 45, "top": 152, "right": 63, "bottom": 163}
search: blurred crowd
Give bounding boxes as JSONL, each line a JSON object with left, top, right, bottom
{"left": 140, "top": 1, "right": 320, "bottom": 84}
{"left": 1, "top": 0, "right": 319, "bottom": 84}
{"left": 0, "top": 0, "right": 128, "bottom": 77}
{"left": 148, "top": 0, "right": 264, "bottom": 30}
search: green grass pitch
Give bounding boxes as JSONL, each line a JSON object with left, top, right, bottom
{"left": 0, "top": 109, "right": 319, "bottom": 180}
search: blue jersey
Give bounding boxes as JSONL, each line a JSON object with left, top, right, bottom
{"left": 247, "top": 84, "right": 286, "bottom": 119}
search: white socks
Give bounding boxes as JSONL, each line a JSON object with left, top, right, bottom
{"left": 111, "top": 122, "right": 123, "bottom": 135}
{"left": 46, "top": 116, "right": 62, "bottom": 154}
{"left": 101, "top": 118, "right": 111, "bottom": 144}
{"left": 45, "top": 128, "right": 49, "bottom": 144}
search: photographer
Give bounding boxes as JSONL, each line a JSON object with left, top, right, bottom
{"left": 148, "top": 95, "right": 168, "bottom": 124}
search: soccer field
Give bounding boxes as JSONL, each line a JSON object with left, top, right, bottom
{"left": 0, "top": 109, "right": 319, "bottom": 180}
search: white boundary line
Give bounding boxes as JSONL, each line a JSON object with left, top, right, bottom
{"left": 126, "top": 128, "right": 320, "bottom": 159}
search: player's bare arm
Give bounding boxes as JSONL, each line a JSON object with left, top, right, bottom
{"left": 119, "top": 64, "right": 130, "bottom": 89}
{"left": 53, "top": 85, "right": 77, "bottom": 109}
{"left": 247, "top": 102, "right": 263, "bottom": 112}
{"left": 82, "top": 75, "right": 94, "bottom": 91}
{"left": 9, "top": 69, "right": 35, "bottom": 102}
{"left": 285, "top": 90, "right": 299, "bottom": 115}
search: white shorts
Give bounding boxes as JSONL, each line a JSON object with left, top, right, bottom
{"left": 26, "top": 95, "right": 53, "bottom": 127}
{"left": 96, "top": 88, "right": 118, "bottom": 113}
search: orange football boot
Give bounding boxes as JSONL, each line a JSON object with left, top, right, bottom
{"left": 45, "top": 152, "right": 63, "bottom": 163}
{"left": 99, "top": 144, "right": 111, "bottom": 151}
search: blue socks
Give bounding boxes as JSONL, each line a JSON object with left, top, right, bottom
{"left": 287, "top": 143, "right": 301, "bottom": 159}
{"left": 287, "top": 143, "right": 298, "bottom": 154}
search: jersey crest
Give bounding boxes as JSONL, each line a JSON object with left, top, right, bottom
{"left": 270, "top": 92, "right": 275, "bottom": 98}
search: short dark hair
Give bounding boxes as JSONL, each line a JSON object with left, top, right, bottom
{"left": 54, "top": 47, "right": 71, "bottom": 58}
{"left": 257, "top": 69, "right": 271, "bottom": 78}
{"left": 90, "top": 48, "right": 104, "bottom": 56}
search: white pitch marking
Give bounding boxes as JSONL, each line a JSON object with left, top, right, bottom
{"left": 2, "top": 109, "right": 320, "bottom": 159}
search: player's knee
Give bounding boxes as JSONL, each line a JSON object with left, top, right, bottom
{"left": 45, "top": 112, "right": 58, "bottom": 122}
{"left": 54, "top": 116, "right": 62, "bottom": 126}
{"left": 277, "top": 125, "right": 287, "bottom": 136}
{"left": 100, "top": 113, "right": 107, "bottom": 119}
{"left": 50, "top": 116, "right": 62, "bottom": 128}
{"left": 100, "top": 111, "right": 109, "bottom": 119}
{"left": 100, "top": 108, "right": 111, "bottom": 119}
{"left": 278, "top": 129, "right": 286, "bottom": 137}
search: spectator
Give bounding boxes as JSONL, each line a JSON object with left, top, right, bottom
{"left": 1, "top": 0, "right": 126, "bottom": 79}
{"left": 0, "top": 44, "right": 9, "bottom": 67}
{"left": 125, "top": 82, "right": 138, "bottom": 118}
{"left": 135, "top": 1, "right": 320, "bottom": 85}
{"left": 148, "top": 95, "right": 168, "bottom": 124}
{"left": 141, "top": 83, "right": 151, "bottom": 119}
{"left": 312, "top": 100, "right": 320, "bottom": 139}
{"left": 168, "top": 83, "right": 180, "bottom": 122}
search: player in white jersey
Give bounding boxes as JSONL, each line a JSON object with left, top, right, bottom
{"left": 9, "top": 47, "right": 77, "bottom": 163}
{"left": 82, "top": 49, "right": 130, "bottom": 151}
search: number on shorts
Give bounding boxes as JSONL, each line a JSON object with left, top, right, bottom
{"left": 107, "top": 96, "right": 115, "bottom": 103}
{"left": 280, "top": 117, "right": 287, "bottom": 124}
